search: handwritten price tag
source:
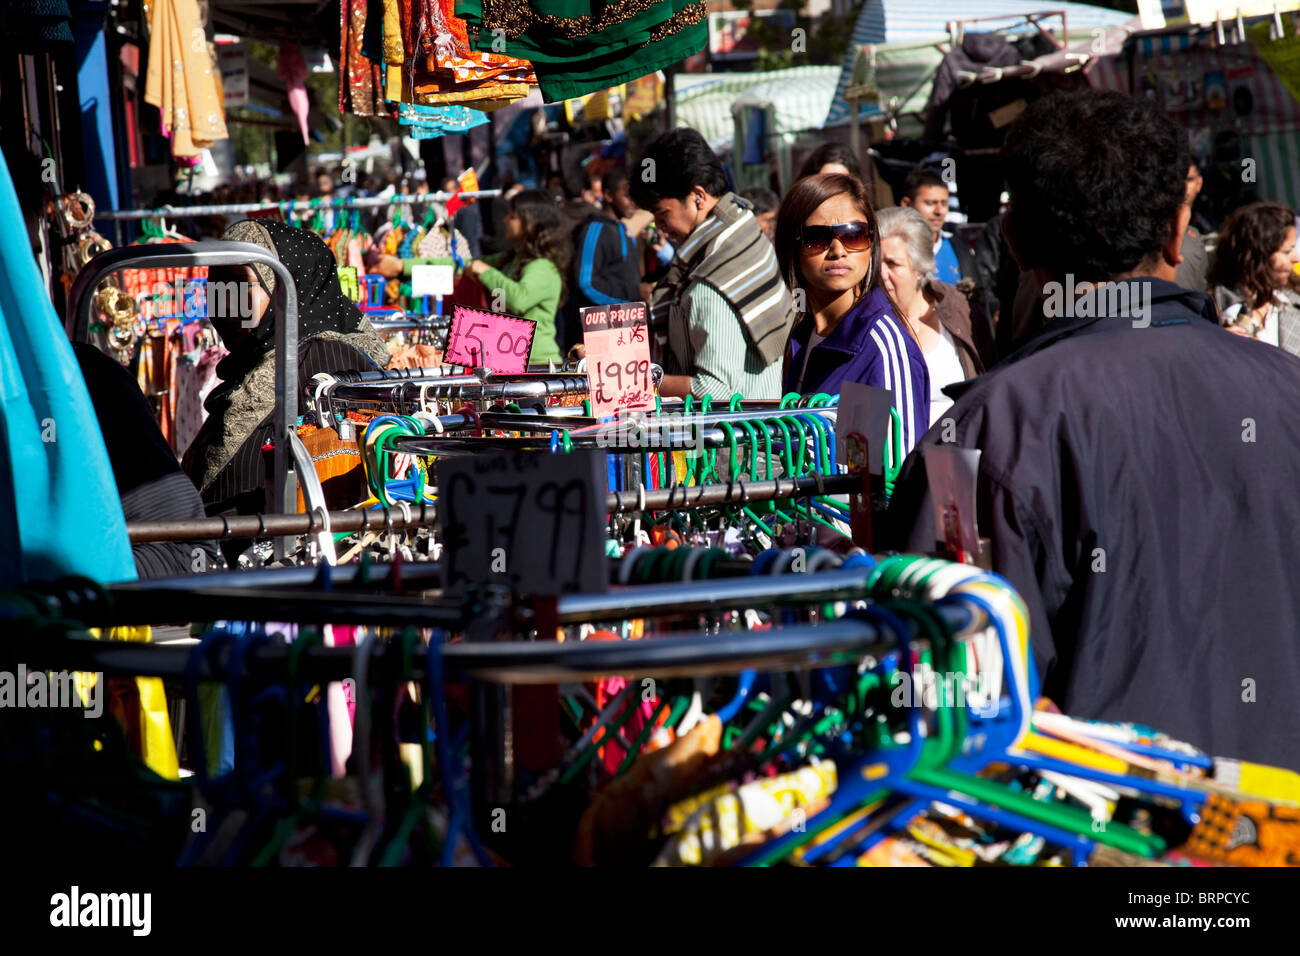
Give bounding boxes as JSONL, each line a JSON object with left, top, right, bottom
{"left": 581, "top": 301, "right": 653, "bottom": 417}
{"left": 445, "top": 305, "right": 536, "bottom": 372}
{"left": 437, "top": 450, "right": 607, "bottom": 595}
{"left": 410, "top": 264, "right": 455, "bottom": 297}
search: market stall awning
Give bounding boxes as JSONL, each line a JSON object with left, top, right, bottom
{"left": 825, "top": 0, "right": 1133, "bottom": 126}
{"left": 1085, "top": 22, "right": 1300, "bottom": 212}
{"left": 731, "top": 67, "right": 841, "bottom": 190}
{"left": 676, "top": 65, "right": 840, "bottom": 151}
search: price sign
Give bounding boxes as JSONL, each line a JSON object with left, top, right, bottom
{"left": 921, "top": 445, "right": 982, "bottom": 559}
{"left": 581, "top": 301, "right": 653, "bottom": 417}
{"left": 436, "top": 450, "right": 607, "bottom": 596}
{"left": 444, "top": 305, "right": 536, "bottom": 372}
{"left": 835, "top": 382, "right": 894, "bottom": 475}
{"left": 411, "top": 264, "right": 455, "bottom": 297}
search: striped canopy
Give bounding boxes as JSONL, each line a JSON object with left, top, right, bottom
{"left": 825, "top": 0, "right": 1133, "bottom": 126}
{"left": 1088, "top": 27, "right": 1300, "bottom": 213}
{"left": 676, "top": 65, "right": 841, "bottom": 151}
{"left": 730, "top": 67, "right": 842, "bottom": 191}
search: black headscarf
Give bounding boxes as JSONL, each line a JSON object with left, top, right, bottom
{"left": 210, "top": 219, "right": 375, "bottom": 391}
{"left": 182, "top": 220, "right": 388, "bottom": 497}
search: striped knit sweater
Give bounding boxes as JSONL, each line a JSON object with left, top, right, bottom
{"left": 651, "top": 193, "right": 797, "bottom": 377}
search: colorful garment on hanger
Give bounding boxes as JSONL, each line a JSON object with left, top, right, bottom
{"left": 1183, "top": 793, "right": 1300, "bottom": 866}
{"left": 121, "top": 239, "right": 207, "bottom": 324}
{"left": 383, "top": 0, "right": 408, "bottom": 101}
{"left": 174, "top": 342, "right": 228, "bottom": 457}
{"left": 654, "top": 759, "right": 837, "bottom": 866}
{"left": 573, "top": 714, "right": 721, "bottom": 865}
{"left": 399, "top": 102, "right": 490, "bottom": 137}
{"left": 0, "top": 159, "right": 137, "bottom": 586}
{"left": 81, "top": 626, "right": 180, "bottom": 779}
{"left": 340, "top": 0, "right": 393, "bottom": 116}
{"left": 455, "top": 0, "right": 707, "bottom": 102}
{"left": 279, "top": 41, "right": 311, "bottom": 144}
{"left": 408, "top": 0, "right": 536, "bottom": 110}
{"left": 143, "top": 0, "right": 228, "bottom": 157}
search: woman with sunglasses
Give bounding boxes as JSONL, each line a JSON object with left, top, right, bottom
{"left": 775, "top": 173, "right": 929, "bottom": 455}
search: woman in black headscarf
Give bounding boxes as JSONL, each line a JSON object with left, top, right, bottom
{"left": 182, "top": 220, "right": 389, "bottom": 557}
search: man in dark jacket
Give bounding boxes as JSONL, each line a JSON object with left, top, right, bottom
{"left": 74, "top": 343, "right": 218, "bottom": 578}
{"left": 883, "top": 90, "right": 1300, "bottom": 770}
{"left": 560, "top": 168, "right": 642, "bottom": 351}
{"left": 971, "top": 209, "right": 1022, "bottom": 358}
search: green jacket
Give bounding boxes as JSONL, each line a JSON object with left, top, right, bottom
{"left": 404, "top": 253, "right": 562, "bottom": 364}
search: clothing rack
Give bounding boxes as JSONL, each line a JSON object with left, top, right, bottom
{"left": 124, "top": 473, "right": 865, "bottom": 543}
{"left": 381, "top": 404, "right": 840, "bottom": 455}
{"left": 54, "top": 561, "right": 884, "bottom": 631}
{"left": 94, "top": 191, "right": 501, "bottom": 245}
{"left": 328, "top": 363, "right": 584, "bottom": 382}
{"left": 11, "top": 617, "right": 912, "bottom": 685}
{"left": 317, "top": 373, "right": 594, "bottom": 411}
{"left": 113, "top": 555, "right": 761, "bottom": 593}
{"left": 13, "top": 556, "right": 949, "bottom": 683}
{"left": 93, "top": 191, "right": 502, "bottom": 220}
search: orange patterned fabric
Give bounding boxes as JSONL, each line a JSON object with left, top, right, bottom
{"left": 1183, "top": 793, "right": 1300, "bottom": 866}
{"left": 408, "top": 0, "right": 535, "bottom": 107}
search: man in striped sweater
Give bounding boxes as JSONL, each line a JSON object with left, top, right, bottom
{"left": 632, "top": 129, "right": 797, "bottom": 401}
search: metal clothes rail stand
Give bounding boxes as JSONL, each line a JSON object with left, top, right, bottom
{"left": 9, "top": 556, "right": 962, "bottom": 824}
{"left": 69, "top": 241, "right": 303, "bottom": 557}
{"left": 124, "top": 473, "right": 865, "bottom": 543}
{"left": 93, "top": 191, "right": 502, "bottom": 246}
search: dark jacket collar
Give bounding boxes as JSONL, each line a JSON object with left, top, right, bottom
{"left": 945, "top": 277, "right": 1217, "bottom": 400}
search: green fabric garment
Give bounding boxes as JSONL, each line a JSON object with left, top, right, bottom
{"left": 476, "top": 253, "right": 564, "bottom": 364}
{"left": 455, "top": 0, "right": 707, "bottom": 102}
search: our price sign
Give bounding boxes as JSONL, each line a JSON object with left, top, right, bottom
{"left": 436, "top": 450, "right": 606, "bottom": 596}
{"left": 444, "top": 305, "right": 536, "bottom": 373}
{"left": 581, "top": 301, "right": 653, "bottom": 417}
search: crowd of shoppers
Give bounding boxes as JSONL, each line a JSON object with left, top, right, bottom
{"left": 59, "top": 87, "right": 1300, "bottom": 767}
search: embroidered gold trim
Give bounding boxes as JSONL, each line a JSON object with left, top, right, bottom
{"left": 482, "top": 0, "right": 694, "bottom": 40}
{"left": 646, "top": 1, "right": 706, "bottom": 44}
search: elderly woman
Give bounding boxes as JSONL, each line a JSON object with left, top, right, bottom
{"left": 874, "top": 206, "right": 992, "bottom": 426}
{"left": 1208, "top": 201, "right": 1300, "bottom": 354}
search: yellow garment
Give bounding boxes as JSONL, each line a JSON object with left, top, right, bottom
{"left": 654, "top": 759, "right": 837, "bottom": 866}
{"left": 623, "top": 73, "right": 664, "bottom": 121}
{"left": 413, "top": 84, "right": 532, "bottom": 108}
{"left": 383, "top": 0, "right": 405, "bottom": 101}
{"left": 672, "top": 451, "right": 690, "bottom": 485}
{"left": 80, "top": 626, "right": 180, "bottom": 779}
{"left": 565, "top": 87, "right": 618, "bottom": 124}
{"left": 144, "top": 0, "right": 228, "bottom": 158}
{"left": 1218, "top": 757, "right": 1300, "bottom": 805}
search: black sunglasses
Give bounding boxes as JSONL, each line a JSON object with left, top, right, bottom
{"left": 799, "top": 221, "right": 873, "bottom": 255}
